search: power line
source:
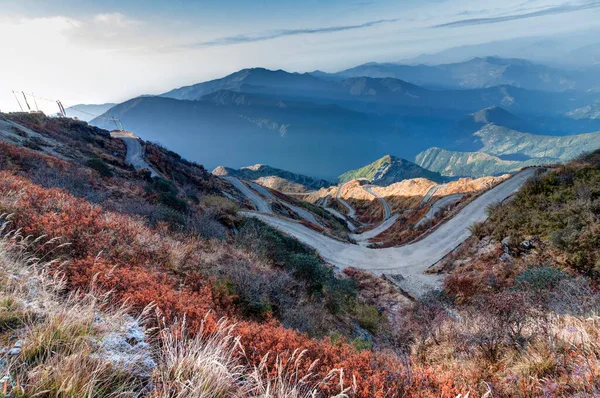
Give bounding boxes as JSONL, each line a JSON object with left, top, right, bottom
{"left": 9, "top": 91, "right": 125, "bottom": 131}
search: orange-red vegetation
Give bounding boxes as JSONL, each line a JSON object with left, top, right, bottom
{"left": 0, "top": 170, "right": 466, "bottom": 397}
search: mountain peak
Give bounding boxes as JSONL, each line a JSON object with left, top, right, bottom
{"left": 471, "top": 106, "right": 518, "bottom": 124}
{"left": 339, "top": 155, "right": 444, "bottom": 186}
{"left": 162, "top": 67, "right": 328, "bottom": 101}
{"left": 241, "top": 164, "right": 266, "bottom": 171}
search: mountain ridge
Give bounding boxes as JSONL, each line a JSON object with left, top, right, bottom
{"left": 338, "top": 155, "right": 445, "bottom": 185}
{"left": 213, "top": 164, "right": 333, "bottom": 192}
{"left": 326, "top": 56, "right": 599, "bottom": 92}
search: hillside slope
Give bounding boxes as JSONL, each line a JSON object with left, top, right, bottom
{"left": 454, "top": 106, "right": 530, "bottom": 136}
{"left": 213, "top": 164, "right": 332, "bottom": 192}
{"left": 2, "top": 112, "right": 599, "bottom": 397}
{"left": 418, "top": 125, "right": 600, "bottom": 177}
{"left": 476, "top": 124, "right": 600, "bottom": 160}
{"left": 416, "top": 147, "right": 553, "bottom": 177}
{"left": 91, "top": 94, "right": 412, "bottom": 179}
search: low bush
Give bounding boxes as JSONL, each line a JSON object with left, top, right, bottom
{"left": 86, "top": 157, "right": 113, "bottom": 178}
{"left": 201, "top": 194, "right": 239, "bottom": 215}
{"left": 514, "top": 266, "right": 568, "bottom": 292}
{"left": 236, "top": 218, "right": 357, "bottom": 302}
{"left": 158, "top": 191, "right": 188, "bottom": 212}
{"left": 484, "top": 156, "right": 600, "bottom": 277}
{"left": 353, "top": 303, "right": 381, "bottom": 334}
{"left": 0, "top": 297, "right": 27, "bottom": 333}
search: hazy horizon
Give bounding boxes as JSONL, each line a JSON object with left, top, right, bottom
{"left": 1, "top": 0, "right": 600, "bottom": 114}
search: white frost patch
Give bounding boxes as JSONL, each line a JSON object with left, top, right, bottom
{"left": 95, "top": 316, "right": 156, "bottom": 379}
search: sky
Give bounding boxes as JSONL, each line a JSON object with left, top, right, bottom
{"left": 1, "top": 0, "right": 599, "bottom": 113}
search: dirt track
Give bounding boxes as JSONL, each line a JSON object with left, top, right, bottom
{"left": 336, "top": 181, "right": 357, "bottom": 219}
{"left": 110, "top": 131, "right": 160, "bottom": 177}
{"left": 223, "top": 176, "right": 272, "bottom": 213}
{"left": 363, "top": 185, "right": 391, "bottom": 219}
{"left": 242, "top": 168, "right": 538, "bottom": 297}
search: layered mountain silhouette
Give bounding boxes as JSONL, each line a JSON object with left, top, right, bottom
{"left": 161, "top": 66, "right": 599, "bottom": 116}
{"left": 91, "top": 57, "right": 600, "bottom": 179}
{"left": 322, "top": 57, "right": 600, "bottom": 92}
{"left": 65, "top": 103, "right": 116, "bottom": 122}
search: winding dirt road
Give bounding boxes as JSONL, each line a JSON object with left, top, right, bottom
{"left": 350, "top": 213, "right": 400, "bottom": 246}
{"left": 247, "top": 181, "right": 323, "bottom": 226}
{"left": 363, "top": 185, "right": 392, "bottom": 219}
{"left": 110, "top": 131, "right": 160, "bottom": 177}
{"left": 421, "top": 184, "right": 443, "bottom": 204}
{"left": 415, "top": 193, "right": 464, "bottom": 227}
{"left": 336, "top": 182, "right": 357, "bottom": 219}
{"left": 243, "top": 168, "right": 538, "bottom": 297}
{"left": 320, "top": 195, "right": 357, "bottom": 231}
{"left": 223, "top": 177, "right": 273, "bottom": 213}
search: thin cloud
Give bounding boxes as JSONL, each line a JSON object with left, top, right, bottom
{"left": 436, "top": 1, "right": 600, "bottom": 28}
{"left": 189, "top": 18, "right": 400, "bottom": 48}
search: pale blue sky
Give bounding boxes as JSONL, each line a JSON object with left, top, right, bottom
{"left": 0, "top": 0, "right": 599, "bottom": 112}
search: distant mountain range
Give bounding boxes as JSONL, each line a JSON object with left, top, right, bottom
{"left": 399, "top": 32, "right": 600, "bottom": 67}
{"left": 161, "top": 65, "right": 599, "bottom": 116}
{"left": 417, "top": 125, "right": 600, "bottom": 177}
{"left": 338, "top": 155, "right": 444, "bottom": 185}
{"left": 90, "top": 57, "right": 600, "bottom": 180}
{"left": 65, "top": 103, "right": 116, "bottom": 122}
{"left": 568, "top": 102, "right": 600, "bottom": 120}
{"left": 415, "top": 147, "right": 555, "bottom": 178}
{"left": 93, "top": 92, "right": 405, "bottom": 179}
{"left": 318, "top": 57, "right": 600, "bottom": 92}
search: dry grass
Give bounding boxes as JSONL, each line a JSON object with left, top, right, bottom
{"left": 434, "top": 175, "right": 509, "bottom": 197}
{"left": 0, "top": 221, "right": 151, "bottom": 397}
{"left": 248, "top": 350, "right": 354, "bottom": 398}
{"left": 154, "top": 317, "right": 356, "bottom": 398}
{"left": 0, "top": 220, "right": 356, "bottom": 398}
{"left": 153, "top": 317, "right": 247, "bottom": 398}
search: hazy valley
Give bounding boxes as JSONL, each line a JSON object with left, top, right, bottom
{"left": 90, "top": 58, "right": 600, "bottom": 182}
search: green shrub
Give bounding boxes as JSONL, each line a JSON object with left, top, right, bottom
{"left": 201, "top": 195, "right": 239, "bottom": 215}
{"left": 145, "top": 177, "right": 188, "bottom": 212}
{"left": 149, "top": 177, "right": 176, "bottom": 193}
{"left": 0, "top": 297, "right": 27, "bottom": 333}
{"left": 353, "top": 303, "right": 382, "bottom": 333}
{"left": 352, "top": 337, "right": 374, "bottom": 351}
{"left": 286, "top": 253, "right": 330, "bottom": 293}
{"left": 23, "top": 138, "right": 43, "bottom": 151}
{"left": 158, "top": 192, "right": 188, "bottom": 212}
{"left": 514, "top": 266, "right": 568, "bottom": 292}
{"left": 236, "top": 218, "right": 357, "bottom": 305}
{"left": 483, "top": 158, "right": 600, "bottom": 278}
{"left": 154, "top": 206, "right": 186, "bottom": 228}
{"left": 86, "top": 158, "right": 113, "bottom": 178}
{"left": 468, "top": 221, "right": 488, "bottom": 239}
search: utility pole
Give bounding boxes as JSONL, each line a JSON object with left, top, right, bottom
{"left": 31, "top": 93, "right": 39, "bottom": 111}
{"left": 12, "top": 91, "right": 23, "bottom": 111}
{"left": 56, "top": 100, "right": 66, "bottom": 117}
{"left": 21, "top": 92, "right": 31, "bottom": 111}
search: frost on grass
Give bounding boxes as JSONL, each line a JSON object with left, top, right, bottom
{"left": 95, "top": 315, "right": 156, "bottom": 379}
